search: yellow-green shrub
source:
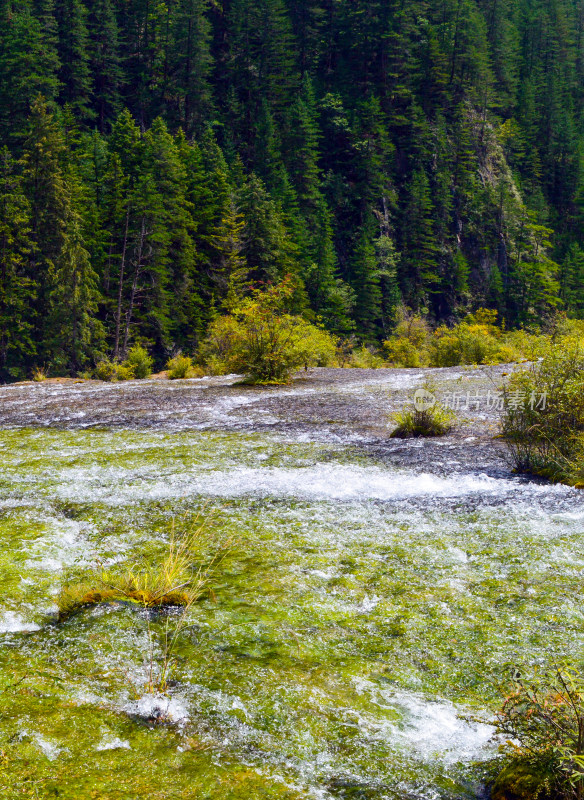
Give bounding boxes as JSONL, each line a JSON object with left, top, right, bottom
{"left": 94, "top": 345, "right": 153, "bottom": 381}
{"left": 344, "top": 345, "right": 385, "bottom": 368}
{"left": 166, "top": 354, "right": 203, "bottom": 379}
{"left": 429, "top": 322, "right": 502, "bottom": 366}
{"left": 384, "top": 337, "right": 426, "bottom": 367}
{"left": 199, "top": 279, "right": 337, "bottom": 383}
{"left": 124, "top": 344, "right": 153, "bottom": 379}
{"left": 501, "top": 341, "right": 584, "bottom": 484}
{"left": 94, "top": 358, "right": 135, "bottom": 382}
{"left": 383, "top": 310, "right": 430, "bottom": 367}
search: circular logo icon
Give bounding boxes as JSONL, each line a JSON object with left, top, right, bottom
{"left": 413, "top": 388, "right": 436, "bottom": 411}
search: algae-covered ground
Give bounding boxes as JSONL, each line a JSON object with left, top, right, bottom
{"left": 0, "top": 368, "right": 582, "bottom": 799}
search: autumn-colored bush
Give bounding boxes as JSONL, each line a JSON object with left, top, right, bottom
{"left": 491, "top": 666, "right": 584, "bottom": 800}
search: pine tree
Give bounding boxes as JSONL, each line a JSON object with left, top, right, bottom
{"left": 166, "top": 0, "right": 213, "bottom": 135}
{"left": 0, "top": 147, "right": 35, "bottom": 380}
{"left": 22, "top": 96, "right": 100, "bottom": 370}
{"left": 0, "top": 0, "right": 60, "bottom": 141}
{"left": 87, "top": 0, "right": 123, "bottom": 132}
{"left": 400, "top": 168, "right": 440, "bottom": 309}
{"left": 54, "top": 0, "right": 92, "bottom": 119}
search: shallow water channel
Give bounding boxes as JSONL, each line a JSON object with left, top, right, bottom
{"left": 0, "top": 368, "right": 582, "bottom": 799}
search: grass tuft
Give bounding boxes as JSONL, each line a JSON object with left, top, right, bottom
{"left": 57, "top": 513, "right": 227, "bottom": 622}
{"left": 390, "top": 400, "right": 455, "bottom": 438}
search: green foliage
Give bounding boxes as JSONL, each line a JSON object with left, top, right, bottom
{"left": 501, "top": 340, "right": 584, "bottom": 485}
{"left": 94, "top": 358, "right": 134, "bottom": 382}
{"left": 124, "top": 344, "right": 153, "bottom": 379}
{"left": 491, "top": 666, "right": 584, "bottom": 800}
{"left": 94, "top": 344, "right": 153, "bottom": 381}
{"left": 383, "top": 309, "right": 431, "bottom": 367}
{"left": 342, "top": 346, "right": 385, "bottom": 369}
{"left": 200, "top": 279, "right": 337, "bottom": 383}
{"left": 390, "top": 393, "right": 455, "bottom": 438}
{"left": 0, "top": 0, "right": 583, "bottom": 376}
{"left": 430, "top": 321, "right": 515, "bottom": 367}
{"left": 383, "top": 309, "right": 538, "bottom": 368}
{"left": 166, "top": 353, "right": 203, "bottom": 379}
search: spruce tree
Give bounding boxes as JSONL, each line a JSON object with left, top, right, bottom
{"left": 0, "top": 147, "right": 35, "bottom": 380}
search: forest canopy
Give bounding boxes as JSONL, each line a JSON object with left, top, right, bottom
{"left": 0, "top": 0, "right": 583, "bottom": 379}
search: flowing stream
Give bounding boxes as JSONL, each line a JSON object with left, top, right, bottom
{"left": 0, "top": 367, "right": 582, "bottom": 799}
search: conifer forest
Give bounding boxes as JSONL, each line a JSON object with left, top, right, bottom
{"left": 1, "top": 0, "right": 583, "bottom": 379}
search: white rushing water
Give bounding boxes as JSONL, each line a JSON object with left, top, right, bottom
{"left": 0, "top": 370, "right": 582, "bottom": 799}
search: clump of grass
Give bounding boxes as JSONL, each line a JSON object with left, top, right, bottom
{"left": 59, "top": 512, "right": 230, "bottom": 696}
{"left": 390, "top": 383, "right": 455, "bottom": 438}
{"left": 166, "top": 354, "right": 204, "bottom": 379}
{"left": 390, "top": 405, "right": 455, "bottom": 438}
{"left": 31, "top": 366, "right": 47, "bottom": 382}
{"left": 490, "top": 665, "right": 584, "bottom": 800}
{"left": 57, "top": 514, "right": 226, "bottom": 622}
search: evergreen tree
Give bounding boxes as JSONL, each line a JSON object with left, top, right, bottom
{"left": 0, "top": 147, "right": 35, "bottom": 380}
{"left": 22, "top": 96, "right": 99, "bottom": 369}
{"left": 54, "top": 0, "right": 92, "bottom": 119}
{"left": 87, "top": 0, "right": 123, "bottom": 131}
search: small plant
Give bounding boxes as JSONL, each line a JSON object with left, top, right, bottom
{"left": 124, "top": 344, "right": 153, "bottom": 379}
{"left": 166, "top": 354, "right": 203, "bottom": 379}
{"left": 58, "top": 515, "right": 226, "bottom": 621}
{"left": 59, "top": 513, "right": 230, "bottom": 696}
{"left": 31, "top": 366, "right": 47, "bottom": 382}
{"left": 390, "top": 404, "right": 455, "bottom": 438}
{"left": 390, "top": 385, "right": 455, "bottom": 438}
{"left": 491, "top": 666, "right": 584, "bottom": 800}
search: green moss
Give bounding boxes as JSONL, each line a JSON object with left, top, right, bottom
{"left": 491, "top": 761, "right": 552, "bottom": 800}
{"left": 0, "top": 426, "right": 582, "bottom": 797}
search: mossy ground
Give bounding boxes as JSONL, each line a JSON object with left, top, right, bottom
{"left": 0, "top": 426, "right": 582, "bottom": 798}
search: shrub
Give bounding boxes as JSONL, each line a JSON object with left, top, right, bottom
{"left": 94, "top": 345, "right": 154, "bottom": 381}
{"left": 199, "top": 278, "right": 337, "bottom": 383}
{"left": 32, "top": 366, "right": 47, "bottom": 382}
{"left": 383, "top": 309, "right": 430, "bottom": 367}
{"left": 384, "top": 337, "right": 425, "bottom": 367}
{"left": 501, "top": 341, "right": 584, "bottom": 484}
{"left": 94, "top": 358, "right": 135, "bottom": 382}
{"left": 125, "top": 344, "right": 153, "bottom": 379}
{"left": 390, "top": 387, "right": 455, "bottom": 438}
{"left": 428, "top": 310, "right": 520, "bottom": 366}
{"left": 345, "top": 345, "right": 385, "bottom": 368}
{"left": 166, "top": 354, "right": 204, "bottom": 379}
{"left": 491, "top": 666, "right": 584, "bottom": 800}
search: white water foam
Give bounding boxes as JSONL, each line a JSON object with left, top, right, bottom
{"left": 0, "top": 611, "right": 40, "bottom": 633}
{"left": 351, "top": 678, "right": 494, "bottom": 765}
{"left": 48, "top": 462, "right": 573, "bottom": 506}
{"left": 123, "top": 693, "right": 190, "bottom": 724}
{"left": 95, "top": 735, "right": 131, "bottom": 751}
